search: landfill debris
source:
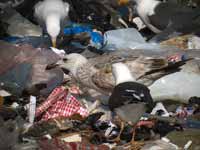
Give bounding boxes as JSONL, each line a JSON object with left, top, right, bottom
{"left": 1, "top": 36, "right": 51, "bottom": 48}
{"left": 188, "top": 35, "right": 200, "bottom": 49}
{"left": 61, "top": 27, "right": 172, "bottom": 53}
{"left": 69, "top": 0, "right": 127, "bottom": 31}
{"left": 161, "top": 137, "right": 179, "bottom": 149}
{"left": 167, "top": 129, "right": 200, "bottom": 150}
{"left": 161, "top": 34, "right": 200, "bottom": 50}
{"left": 50, "top": 47, "right": 66, "bottom": 57}
{"left": 0, "top": 115, "right": 25, "bottom": 150}
{"left": 28, "top": 96, "right": 36, "bottom": 125}
{"left": 0, "top": 41, "right": 63, "bottom": 96}
{"left": 141, "top": 139, "right": 180, "bottom": 150}
{"left": 184, "top": 140, "right": 193, "bottom": 150}
{"left": 175, "top": 105, "right": 195, "bottom": 118}
{"left": 0, "top": 62, "right": 32, "bottom": 96}
{"left": 0, "top": 96, "right": 4, "bottom": 106}
{"left": 0, "top": 0, "right": 200, "bottom": 149}
{"left": 0, "top": 0, "right": 25, "bottom": 9}
{"left": 151, "top": 102, "right": 170, "bottom": 117}
{"left": 102, "top": 28, "right": 177, "bottom": 51}
{"left": 0, "top": 8, "right": 42, "bottom": 37}
{"left": 60, "top": 133, "right": 82, "bottom": 143}
{"left": 132, "top": 17, "right": 146, "bottom": 31}
{"left": 149, "top": 58, "right": 200, "bottom": 103}
{"left": 0, "top": 89, "right": 11, "bottom": 97}
{"left": 39, "top": 138, "right": 110, "bottom": 150}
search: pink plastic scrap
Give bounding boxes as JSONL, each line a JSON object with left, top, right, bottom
{"left": 175, "top": 106, "right": 194, "bottom": 118}
{"left": 36, "top": 86, "right": 89, "bottom": 121}
{"left": 167, "top": 53, "right": 186, "bottom": 63}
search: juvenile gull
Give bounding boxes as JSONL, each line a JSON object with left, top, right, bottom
{"left": 56, "top": 52, "right": 189, "bottom": 101}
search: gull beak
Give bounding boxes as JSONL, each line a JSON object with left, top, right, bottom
{"left": 118, "top": 0, "right": 129, "bottom": 5}
{"left": 55, "top": 60, "right": 63, "bottom": 66}
{"left": 46, "top": 63, "right": 59, "bottom": 70}
{"left": 52, "top": 37, "right": 57, "bottom": 48}
{"left": 55, "top": 60, "right": 70, "bottom": 74}
{"left": 46, "top": 59, "right": 63, "bottom": 70}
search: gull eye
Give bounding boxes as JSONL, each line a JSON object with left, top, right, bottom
{"left": 63, "top": 58, "right": 68, "bottom": 62}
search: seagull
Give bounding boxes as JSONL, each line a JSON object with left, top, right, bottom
{"left": 108, "top": 62, "right": 153, "bottom": 148}
{"left": 34, "top": 0, "right": 69, "bottom": 47}
{"left": 55, "top": 52, "right": 189, "bottom": 101}
{"left": 109, "top": 62, "right": 154, "bottom": 111}
{"left": 121, "top": 0, "right": 200, "bottom": 42}
{"left": 56, "top": 53, "right": 108, "bottom": 94}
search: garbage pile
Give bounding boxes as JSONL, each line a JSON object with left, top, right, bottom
{"left": 0, "top": 0, "right": 200, "bottom": 149}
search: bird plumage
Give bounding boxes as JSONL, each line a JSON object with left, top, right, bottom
{"left": 108, "top": 63, "right": 153, "bottom": 146}
{"left": 56, "top": 48, "right": 200, "bottom": 103}
{"left": 112, "top": 62, "right": 136, "bottom": 85}
{"left": 109, "top": 63, "right": 153, "bottom": 110}
{"left": 56, "top": 53, "right": 105, "bottom": 93}
{"left": 128, "top": 0, "right": 200, "bottom": 41}
{"left": 34, "top": 0, "right": 69, "bottom": 47}
{"left": 56, "top": 51, "right": 188, "bottom": 97}
{"left": 133, "top": 0, "right": 200, "bottom": 33}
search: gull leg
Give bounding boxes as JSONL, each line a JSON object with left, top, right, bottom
{"left": 123, "top": 124, "right": 144, "bottom": 150}
{"left": 130, "top": 125, "right": 144, "bottom": 150}
{"left": 111, "top": 121, "right": 124, "bottom": 143}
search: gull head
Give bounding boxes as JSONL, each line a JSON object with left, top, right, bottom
{"left": 56, "top": 53, "right": 88, "bottom": 76}
{"left": 46, "top": 14, "right": 61, "bottom": 47}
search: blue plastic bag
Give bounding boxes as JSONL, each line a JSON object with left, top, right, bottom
{"left": 63, "top": 25, "right": 104, "bottom": 49}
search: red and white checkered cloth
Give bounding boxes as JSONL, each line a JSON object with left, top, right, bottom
{"left": 36, "top": 86, "right": 89, "bottom": 122}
